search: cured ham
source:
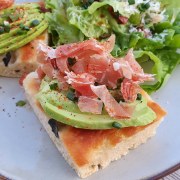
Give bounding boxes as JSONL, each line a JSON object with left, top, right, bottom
{"left": 37, "top": 35, "right": 154, "bottom": 118}
{"left": 65, "top": 72, "right": 96, "bottom": 97}
{"left": 0, "top": 0, "right": 14, "bottom": 10}
{"left": 78, "top": 96, "right": 103, "bottom": 114}
{"left": 38, "top": 43, "right": 56, "bottom": 63}
{"left": 91, "top": 85, "right": 132, "bottom": 118}
{"left": 121, "top": 79, "right": 141, "bottom": 102}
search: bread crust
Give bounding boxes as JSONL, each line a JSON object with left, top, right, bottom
{"left": 0, "top": 31, "right": 48, "bottom": 77}
{"left": 23, "top": 72, "right": 166, "bottom": 178}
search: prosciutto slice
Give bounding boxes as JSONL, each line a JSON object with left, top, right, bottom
{"left": 37, "top": 35, "right": 155, "bottom": 119}
{"left": 78, "top": 96, "right": 103, "bottom": 114}
{"left": 65, "top": 72, "right": 96, "bottom": 97}
{"left": 121, "top": 78, "right": 141, "bottom": 102}
{"left": 91, "top": 85, "right": 132, "bottom": 118}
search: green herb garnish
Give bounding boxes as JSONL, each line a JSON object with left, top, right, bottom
{"left": 19, "top": 23, "right": 30, "bottom": 31}
{"left": 136, "top": 93, "right": 142, "bottom": 101}
{"left": 31, "top": 19, "right": 40, "bottom": 27}
{"left": 49, "top": 83, "right": 58, "bottom": 90}
{"left": 0, "top": 26, "right": 5, "bottom": 34}
{"left": 66, "top": 90, "right": 78, "bottom": 101}
{"left": 112, "top": 122, "right": 122, "bottom": 129}
{"left": 67, "top": 57, "right": 77, "bottom": 66}
{"left": 138, "top": 3, "right": 150, "bottom": 12}
{"left": 128, "top": 0, "right": 135, "bottom": 5}
{"left": 3, "top": 21, "right": 11, "bottom": 33}
{"left": 16, "top": 100, "right": 26, "bottom": 107}
{"left": 82, "top": 0, "right": 95, "bottom": 9}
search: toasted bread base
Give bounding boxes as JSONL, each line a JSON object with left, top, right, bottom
{"left": 23, "top": 72, "right": 166, "bottom": 178}
{"left": 0, "top": 31, "right": 48, "bottom": 77}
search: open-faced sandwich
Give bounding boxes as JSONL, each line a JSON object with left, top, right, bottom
{"left": 23, "top": 36, "right": 166, "bottom": 178}
{"left": 0, "top": 2, "right": 48, "bottom": 77}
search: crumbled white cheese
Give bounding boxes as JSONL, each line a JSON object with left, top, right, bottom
{"left": 135, "top": 0, "right": 148, "bottom": 4}
{"left": 149, "top": 13, "right": 164, "bottom": 23}
{"left": 176, "top": 49, "right": 180, "bottom": 54}
{"left": 129, "top": 26, "right": 138, "bottom": 33}
{"left": 148, "top": 1, "right": 161, "bottom": 13}
{"left": 4, "top": 21, "right": 9, "bottom": 26}
{"left": 113, "top": 62, "right": 121, "bottom": 71}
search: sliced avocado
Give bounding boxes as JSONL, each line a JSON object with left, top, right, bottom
{"left": 37, "top": 79, "right": 157, "bottom": 130}
{"left": 37, "top": 79, "right": 81, "bottom": 113}
{"left": 39, "top": 98, "right": 156, "bottom": 129}
{"left": 0, "top": 3, "right": 48, "bottom": 55}
{"left": 0, "top": 13, "right": 44, "bottom": 41}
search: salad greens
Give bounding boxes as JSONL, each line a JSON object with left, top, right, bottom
{"left": 45, "top": 0, "right": 180, "bottom": 93}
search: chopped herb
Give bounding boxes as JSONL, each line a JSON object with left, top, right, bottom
{"left": 112, "top": 122, "right": 122, "bottom": 129}
{"left": 138, "top": 3, "right": 150, "bottom": 12}
{"left": 0, "top": 26, "right": 5, "bottom": 34}
{"left": 128, "top": 0, "right": 135, "bottom": 5}
{"left": 67, "top": 57, "right": 76, "bottom": 66}
{"left": 19, "top": 23, "right": 24, "bottom": 29}
{"left": 82, "top": 0, "right": 95, "bottom": 9}
{"left": 16, "top": 100, "right": 26, "bottom": 107}
{"left": 31, "top": 19, "right": 40, "bottom": 27}
{"left": 4, "top": 25, "right": 10, "bottom": 32}
{"left": 23, "top": 26, "right": 30, "bottom": 31}
{"left": 49, "top": 83, "right": 58, "bottom": 90}
{"left": 66, "top": 90, "right": 78, "bottom": 101}
{"left": 20, "top": 23, "right": 30, "bottom": 31}
{"left": 136, "top": 93, "right": 142, "bottom": 100}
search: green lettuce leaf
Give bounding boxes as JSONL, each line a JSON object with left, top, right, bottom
{"left": 45, "top": 0, "right": 84, "bottom": 45}
{"left": 136, "top": 29, "right": 175, "bottom": 51}
{"left": 134, "top": 50, "right": 180, "bottom": 93}
{"left": 44, "top": 0, "right": 180, "bottom": 93}
{"left": 88, "top": 1, "right": 134, "bottom": 18}
{"left": 67, "top": 7, "right": 110, "bottom": 38}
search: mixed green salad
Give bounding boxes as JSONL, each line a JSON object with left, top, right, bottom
{"left": 44, "top": 0, "right": 180, "bottom": 93}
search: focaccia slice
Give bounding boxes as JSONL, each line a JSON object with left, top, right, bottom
{"left": 0, "top": 31, "right": 48, "bottom": 77}
{"left": 23, "top": 72, "right": 166, "bottom": 178}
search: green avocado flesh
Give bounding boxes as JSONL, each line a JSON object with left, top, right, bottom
{"left": 36, "top": 79, "right": 157, "bottom": 130}
{"left": 0, "top": 3, "right": 48, "bottom": 55}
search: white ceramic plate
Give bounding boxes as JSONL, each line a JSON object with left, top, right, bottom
{"left": 0, "top": 1, "right": 180, "bottom": 180}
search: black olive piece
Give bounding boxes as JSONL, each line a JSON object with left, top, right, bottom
{"left": 3, "top": 52, "right": 11, "bottom": 67}
{"left": 48, "top": 119, "right": 59, "bottom": 138}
